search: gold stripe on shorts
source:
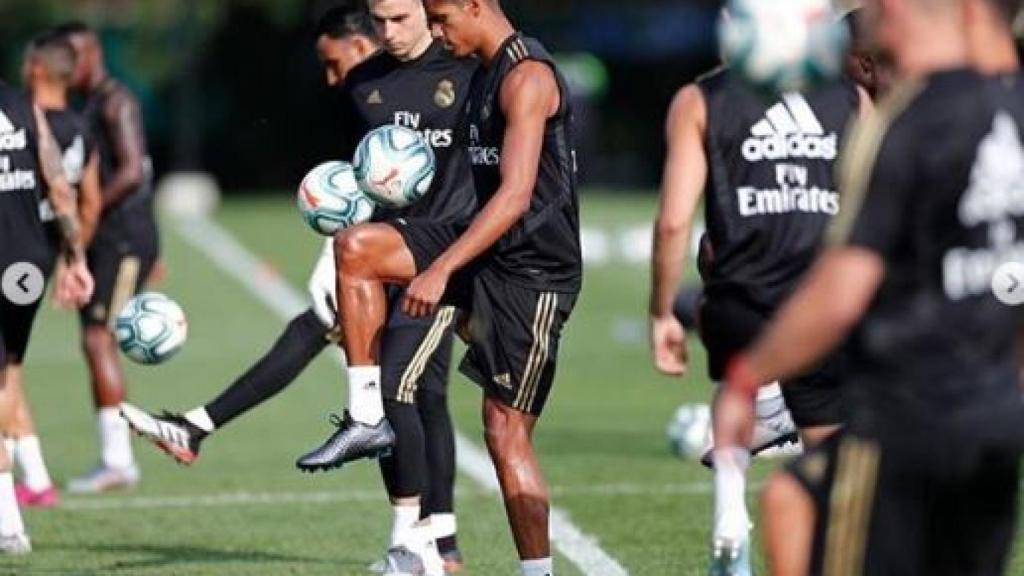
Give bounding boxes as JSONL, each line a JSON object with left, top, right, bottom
{"left": 397, "top": 306, "right": 456, "bottom": 403}
{"left": 824, "top": 436, "right": 881, "bottom": 576}
{"left": 107, "top": 256, "right": 140, "bottom": 330}
{"left": 515, "top": 292, "right": 557, "bottom": 411}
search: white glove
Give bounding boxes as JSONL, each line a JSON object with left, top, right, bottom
{"left": 308, "top": 237, "right": 339, "bottom": 329}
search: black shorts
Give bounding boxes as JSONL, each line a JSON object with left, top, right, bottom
{"left": 391, "top": 218, "right": 578, "bottom": 416}
{"left": 699, "top": 295, "right": 844, "bottom": 427}
{"left": 786, "top": 430, "right": 1021, "bottom": 576}
{"left": 80, "top": 216, "right": 159, "bottom": 328}
{"left": 381, "top": 286, "right": 454, "bottom": 403}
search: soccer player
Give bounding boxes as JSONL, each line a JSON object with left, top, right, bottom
{"left": 0, "top": 69, "right": 94, "bottom": 553}
{"left": 757, "top": 1, "right": 1023, "bottom": 574}
{"left": 325, "top": 1, "right": 478, "bottom": 571}
{"left": 648, "top": 18, "right": 871, "bottom": 574}
{"left": 55, "top": 21, "right": 160, "bottom": 493}
{"left": 4, "top": 31, "right": 102, "bottom": 509}
{"left": 119, "top": 5, "right": 471, "bottom": 571}
{"left": 715, "top": 0, "right": 1024, "bottom": 573}
{"left": 296, "top": 1, "right": 581, "bottom": 574}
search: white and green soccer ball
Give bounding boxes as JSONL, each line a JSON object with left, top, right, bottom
{"left": 115, "top": 293, "right": 188, "bottom": 365}
{"left": 353, "top": 124, "right": 435, "bottom": 209}
{"left": 667, "top": 403, "right": 712, "bottom": 460}
{"left": 297, "top": 161, "right": 375, "bottom": 236}
{"left": 719, "top": 0, "right": 849, "bottom": 94}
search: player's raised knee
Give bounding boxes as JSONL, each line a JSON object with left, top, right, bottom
{"left": 334, "top": 225, "right": 376, "bottom": 272}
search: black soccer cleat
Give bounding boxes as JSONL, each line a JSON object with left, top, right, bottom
{"left": 295, "top": 410, "right": 395, "bottom": 472}
{"left": 119, "top": 402, "right": 207, "bottom": 465}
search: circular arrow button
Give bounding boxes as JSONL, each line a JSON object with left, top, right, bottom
{"left": 2, "top": 262, "right": 44, "bottom": 306}
{"left": 992, "top": 262, "right": 1024, "bottom": 306}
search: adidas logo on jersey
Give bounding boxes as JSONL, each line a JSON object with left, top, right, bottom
{"left": 0, "top": 111, "right": 27, "bottom": 153}
{"left": 741, "top": 94, "right": 837, "bottom": 162}
{"left": 944, "top": 111, "right": 1024, "bottom": 300}
{"left": 367, "top": 89, "right": 383, "bottom": 105}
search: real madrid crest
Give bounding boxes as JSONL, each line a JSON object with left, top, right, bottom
{"left": 434, "top": 80, "right": 456, "bottom": 108}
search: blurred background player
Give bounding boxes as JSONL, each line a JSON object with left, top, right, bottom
{"left": 5, "top": 30, "right": 102, "bottom": 509}
{"left": 649, "top": 15, "right": 871, "bottom": 573}
{"left": 119, "top": 3, "right": 470, "bottom": 571}
{"left": 758, "top": 0, "right": 1023, "bottom": 574}
{"left": 55, "top": 21, "right": 160, "bottom": 494}
{"left": 0, "top": 59, "right": 94, "bottom": 553}
{"left": 716, "top": 0, "right": 1024, "bottom": 573}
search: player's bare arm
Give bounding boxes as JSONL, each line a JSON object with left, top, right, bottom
{"left": 32, "top": 105, "right": 82, "bottom": 261}
{"left": 403, "top": 60, "right": 558, "bottom": 317}
{"left": 78, "top": 150, "right": 102, "bottom": 246}
{"left": 100, "top": 89, "right": 145, "bottom": 208}
{"left": 649, "top": 84, "right": 707, "bottom": 376}
{"left": 714, "top": 247, "right": 882, "bottom": 448}
{"left": 32, "top": 105, "right": 94, "bottom": 307}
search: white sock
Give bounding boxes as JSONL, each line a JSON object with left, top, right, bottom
{"left": 184, "top": 407, "right": 215, "bottom": 433}
{"left": 13, "top": 436, "right": 52, "bottom": 491}
{"left": 98, "top": 407, "right": 134, "bottom": 469}
{"left": 755, "top": 382, "right": 785, "bottom": 420}
{"left": 0, "top": 473, "right": 25, "bottom": 536}
{"left": 347, "top": 366, "right": 384, "bottom": 425}
{"left": 430, "top": 512, "right": 456, "bottom": 538}
{"left": 3, "top": 440, "right": 13, "bottom": 463}
{"left": 390, "top": 503, "right": 421, "bottom": 547}
{"left": 712, "top": 447, "right": 751, "bottom": 542}
{"left": 521, "top": 557, "right": 553, "bottom": 576}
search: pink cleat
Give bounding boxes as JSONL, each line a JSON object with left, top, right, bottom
{"left": 14, "top": 483, "right": 59, "bottom": 508}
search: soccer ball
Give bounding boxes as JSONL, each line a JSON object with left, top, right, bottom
{"left": 297, "top": 161, "right": 375, "bottom": 236}
{"left": 115, "top": 293, "right": 188, "bottom": 365}
{"left": 719, "top": 0, "right": 849, "bottom": 94}
{"left": 353, "top": 124, "right": 435, "bottom": 208}
{"left": 667, "top": 403, "right": 712, "bottom": 459}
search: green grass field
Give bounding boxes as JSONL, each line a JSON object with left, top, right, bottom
{"left": 4, "top": 193, "right": 1022, "bottom": 575}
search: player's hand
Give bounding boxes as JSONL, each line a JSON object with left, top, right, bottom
{"left": 54, "top": 259, "right": 95, "bottom": 309}
{"left": 404, "top": 265, "right": 449, "bottom": 318}
{"left": 650, "top": 313, "right": 688, "bottom": 376}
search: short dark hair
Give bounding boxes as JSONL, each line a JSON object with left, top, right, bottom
{"left": 316, "top": 5, "right": 376, "bottom": 40}
{"left": 27, "top": 30, "right": 77, "bottom": 82}
{"left": 53, "top": 20, "right": 93, "bottom": 37}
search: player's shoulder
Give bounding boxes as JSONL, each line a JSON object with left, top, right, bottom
{"left": 695, "top": 65, "right": 728, "bottom": 89}
{"left": 101, "top": 78, "right": 142, "bottom": 115}
{"left": 514, "top": 35, "right": 552, "bottom": 61}
{"left": 879, "top": 69, "right": 984, "bottom": 139}
{"left": 417, "top": 41, "right": 478, "bottom": 82}
{"left": 500, "top": 59, "right": 558, "bottom": 101}
{"left": 344, "top": 49, "right": 395, "bottom": 87}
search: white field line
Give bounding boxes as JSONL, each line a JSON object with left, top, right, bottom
{"left": 173, "top": 216, "right": 630, "bottom": 576}
{"left": 61, "top": 481, "right": 720, "bottom": 512}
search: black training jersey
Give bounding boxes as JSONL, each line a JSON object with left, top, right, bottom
{"left": 831, "top": 69, "right": 1024, "bottom": 444}
{"left": 343, "top": 41, "right": 478, "bottom": 223}
{"left": 39, "top": 108, "right": 94, "bottom": 226}
{"left": 0, "top": 83, "right": 48, "bottom": 260}
{"left": 699, "top": 69, "right": 860, "bottom": 312}
{"left": 466, "top": 33, "right": 581, "bottom": 293}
